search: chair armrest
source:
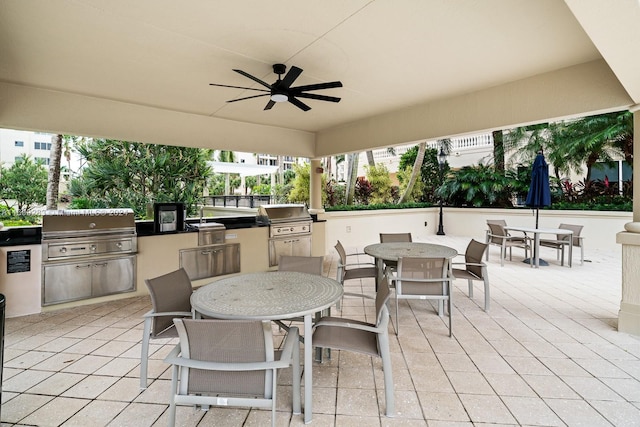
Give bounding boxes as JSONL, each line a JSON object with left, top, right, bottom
{"left": 343, "top": 292, "right": 374, "bottom": 300}
{"left": 452, "top": 262, "right": 486, "bottom": 268}
{"left": 313, "top": 318, "right": 381, "bottom": 334}
{"left": 144, "top": 310, "right": 193, "bottom": 319}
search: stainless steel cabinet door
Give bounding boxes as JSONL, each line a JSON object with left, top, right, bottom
{"left": 92, "top": 255, "right": 136, "bottom": 296}
{"left": 43, "top": 262, "right": 92, "bottom": 305}
{"left": 268, "top": 236, "right": 311, "bottom": 267}
{"left": 180, "top": 244, "right": 240, "bottom": 280}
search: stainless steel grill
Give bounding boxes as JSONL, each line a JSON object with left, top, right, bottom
{"left": 256, "top": 204, "right": 312, "bottom": 266}
{"left": 41, "top": 209, "right": 137, "bottom": 305}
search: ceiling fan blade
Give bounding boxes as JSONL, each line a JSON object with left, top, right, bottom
{"left": 290, "top": 81, "right": 343, "bottom": 92}
{"left": 233, "top": 69, "right": 272, "bottom": 89}
{"left": 264, "top": 100, "right": 276, "bottom": 110}
{"left": 280, "top": 66, "right": 303, "bottom": 88}
{"left": 294, "top": 93, "right": 341, "bottom": 103}
{"left": 289, "top": 97, "right": 311, "bottom": 111}
{"left": 209, "top": 83, "right": 269, "bottom": 93}
{"left": 227, "top": 93, "right": 270, "bottom": 103}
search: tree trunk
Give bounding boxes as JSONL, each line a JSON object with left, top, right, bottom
{"left": 46, "top": 134, "right": 63, "bottom": 209}
{"left": 366, "top": 150, "right": 375, "bottom": 166}
{"left": 398, "top": 141, "right": 426, "bottom": 204}
{"left": 492, "top": 130, "right": 505, "bottom": 172}
{"left": 345, "top": 153, "right": 359, "bottom": 205}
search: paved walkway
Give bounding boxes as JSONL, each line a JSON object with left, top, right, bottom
{"left": 2, "top": 235, "right": 639, "bottom": 426}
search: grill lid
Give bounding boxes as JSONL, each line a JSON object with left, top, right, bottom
{"left": 256, "top": 204, "right": 311, "bottom": 224}
{"left": 42, "top": 209, "right": 135, "bottom": 234}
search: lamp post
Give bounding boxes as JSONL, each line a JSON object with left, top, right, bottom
{"left": 436, "top": 146, "right": 447, "bottom": 236}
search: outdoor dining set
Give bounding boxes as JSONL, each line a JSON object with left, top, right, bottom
{"left": 139, "top": 223, "right": 585, "bottom": 426}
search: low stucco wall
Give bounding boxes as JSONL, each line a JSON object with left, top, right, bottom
{"left": 319, "top": 207, "right": 632, "bottom": 254}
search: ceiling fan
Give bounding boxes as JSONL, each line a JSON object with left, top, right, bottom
{"left": 209, "top": 63, "right": 342, "bottom": 111}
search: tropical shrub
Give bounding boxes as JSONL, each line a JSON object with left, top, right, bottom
{"left": 365, "top": 163, "right": 393, "bottom": 204}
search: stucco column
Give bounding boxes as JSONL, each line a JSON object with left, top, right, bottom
{"left": 309, "top": 158, "right": 324, "bottom": 214}
{"left": 616, "top": 105, "right": 640, "bottom": 335}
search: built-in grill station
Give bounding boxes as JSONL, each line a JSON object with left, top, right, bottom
{"left": 179, "top": 222, "right": 241, "bottom": 280}
{"left": 256, "top": 204, "right": 312, "bottom": 267}
{"left": 41, "top": 209, "right": 137, "bottom": 306}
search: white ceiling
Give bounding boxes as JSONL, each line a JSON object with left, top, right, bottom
{"left": 0, "top": 0, "right": 638, "bottom": 158}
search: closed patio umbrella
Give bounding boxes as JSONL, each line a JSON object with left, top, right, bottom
{"left": 525, "top": 151, "right": 551, "bottom": 228}
{"left": 524, "top": 151, "right": 552, "bottom": 266}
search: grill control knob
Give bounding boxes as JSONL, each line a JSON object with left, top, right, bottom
{"left": 60, "top": 247, "right": 67, "bottom": 253}
{"left": 277, "top": 228, "right": 281, "bottom": 233}
{"left": 90, "top": 245, "right": 96, "bottom": 252}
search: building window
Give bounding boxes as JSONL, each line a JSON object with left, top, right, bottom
{"left": 36, "top": 157, "right": 50, "bottom": 165}
{"left": 14, "top": 140, "right": 24, "bottom": 147}
{"left": 34, "top": 142, "right": 51, "bottom": 150}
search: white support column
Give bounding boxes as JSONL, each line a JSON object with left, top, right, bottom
{"left": 616, "top": 105, "right": 640, "bottom": 335}
{"left": 309, "top": 158, "right": 324, "bottom": 214}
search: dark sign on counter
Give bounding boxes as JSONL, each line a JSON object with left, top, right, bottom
{"left": 7, "top": 249, "right": 31, "bottom": 274}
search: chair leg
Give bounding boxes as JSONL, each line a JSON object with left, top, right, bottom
{"left": 467, "top": 279, "right": 474, "bottom": 298}
{"left": 140, "top": 317, "right": 152, "bottom": 389}
{"left": 292, "top": 331, "right": 301, "bottom": 415}
{"left": 168, "top": 365, "right": 179, "bottom": 427}
{"left": 580, "top": 245, "right": 584, "bottom": 265}
{"left": 483, "top": 276, "right": 490, "bottom": 311}
{"left": 394, "top": 296, "right": 400, "bottom": 336}
{"left": 378, "top": 334, "right": 395, "bottom": 417}
{"left": 447, "top": 297, "right": 452, "bottom": 337}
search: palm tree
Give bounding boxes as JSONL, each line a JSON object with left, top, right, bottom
{"left": 46, "top": 134, "right": 63, "bottom": 209}
{"left": 397, "top": 141, "right": 426, "bottom": 204}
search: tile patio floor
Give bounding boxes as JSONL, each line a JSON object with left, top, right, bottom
{"left": 1, "top": 235, "right": 639, "bottom": 426}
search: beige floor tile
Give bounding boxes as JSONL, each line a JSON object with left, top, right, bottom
{"left": 446, "top": 371, "right": 494, "bottom": 395}
{"left": 27, "top": 372, "right": 86, "bottom": 395}
{"left": 600, "top": 377, "right": 640, "bottom": 402}
{"left": 99, "top": 377, "right": 145, "bottom": 402}
{"left": 336, "top": 387, "right": 379, "bottom": 417}
{"left": 390, "top": 389, "right": 422, "bottom": 419}
{"left": 458, "top": 394, "right": 516, "bottom": 424}
{"left": 562, "top": 376, "right": 624, "bottom": 401}
{"left": 574, "top": 358, "right": 632, "bottom": 379}
{"left": 539, "top": 357, "right": 591, "bottom": 377}
{"left": 417, "top": 392, "right": 468, "bottom": 422}
{"left": 337, "top": 366, "right": 376, "bottom": 389}
{"left": 544, "top": 398, "right": 613, "bottom": 426}
{"left": 1, "top": 368, "right": 53, "bottom": 393}
{"left": 410, "top": 366, "right": 454, "bottom": 393}
{"left": 0, "top": 393, "right": 54, "bottom": 423}
{"left": 20, "top": 396, "right": 90, "bottom": 427}
{"left": 483, "top": 373, "right": 536, "bottom": 397}
{"left": 501, "top": 396, "right": 563, "bottom": 426}
{"left": 309, "top": 386, "right": 338, "bottom": 415}
{"left": 588, "top": 400, "right": 640, "bottom": 427}
{"left": 334, "top": 414, "right": 380, "bottom": 426}
{"left": 62, "top": 374, "right": 120, "bottom": 399}
{"left": 504, "top": 356, "right": 554, "bottom": 376}
{"left": 437, "top": 353, "right": 478, "bottom": 372}
{"left": 106, "top": 402, "right": 166, "bottom": 427}
{"left": 94, "top": 355, "right": 140, "bottom": 377}
{"left": 61, "top": 354, "right": 113, "bottom": 374}
{"left": 469, "top": 353, "right": 515, "bottom": 374}
{"left": 3, "top": 349, "right": 56, "bottom": 369}
{"left": 521, "top": 374, "right": 580, "bottom": 399}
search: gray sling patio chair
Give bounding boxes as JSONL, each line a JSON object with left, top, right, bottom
{"left": 312, "top": 277, "right": 394, "bottom": 417}
{"left": 539, "top": 223, "right": 585, "bottom": 266}
{"left": 452, "top": 239, "right": 490, "bottom": 311}
{"left": 393, "top": 256, "right": 453, "bottom": 337}
{"left": 140, "top": 268, "right": 194, "bottom": 389}
{"left": 486, "top": 221, "right": 531, "bottom": 266}
{"left": 379, "top": 232, "right": 413, "bottom": 274}
{"left": 334, "top": 240, "right": 377, "bottom": 296}
{"left": 276, "top": 255, "right": 325, "bottom": 338}
{"left": 165, "top": 319, "right": 300, "bottom": 427}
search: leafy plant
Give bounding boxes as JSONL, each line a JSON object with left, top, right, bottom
{"left": 365, "top": 163, "right": 393, "bottom": 204}
{"left": 0, "top": 154, "right": 48, "bottom": 218}
{"left": 437, "top": 163, "right": 516, "bottom": 208}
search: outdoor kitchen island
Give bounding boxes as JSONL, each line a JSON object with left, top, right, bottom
{"left": 0, "top": 207, "right": 326, "bottom": 317}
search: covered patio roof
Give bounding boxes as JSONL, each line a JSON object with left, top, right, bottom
{"left": 0, "top": 1, "right": 638, "bottom": 157}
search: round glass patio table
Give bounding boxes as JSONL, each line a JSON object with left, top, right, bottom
{"left": 191, "top": 271, "right": 343, "bottom": 424}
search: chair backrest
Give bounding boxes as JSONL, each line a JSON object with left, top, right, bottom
{"left": 334, "top": 240, "right": 348, "bottom": 266}
{"left": 487, "top": 222, "right": 507, "bottom": 242}
{"left": 465, "top": 239, "right": 487, "bottom": 278}
{"left": 278, "top": 255, "right": 324, "bottom": 275}
{"left": 396, "top": 257, "right": 449, "bottom": 296}
{"left": 174, "top": 318, "right": 273, "bottom": 397}
{"left": 380, "top": 233, "right": 413, "bottom": 243}
{"left": 487, "top": 219, "right": 507, "bottom": 227}
{"left": 145, "top": 268, "right": 193, "bottom": 335}
{"left": 559, "top": 223, "right": 584, "bottom": 246}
